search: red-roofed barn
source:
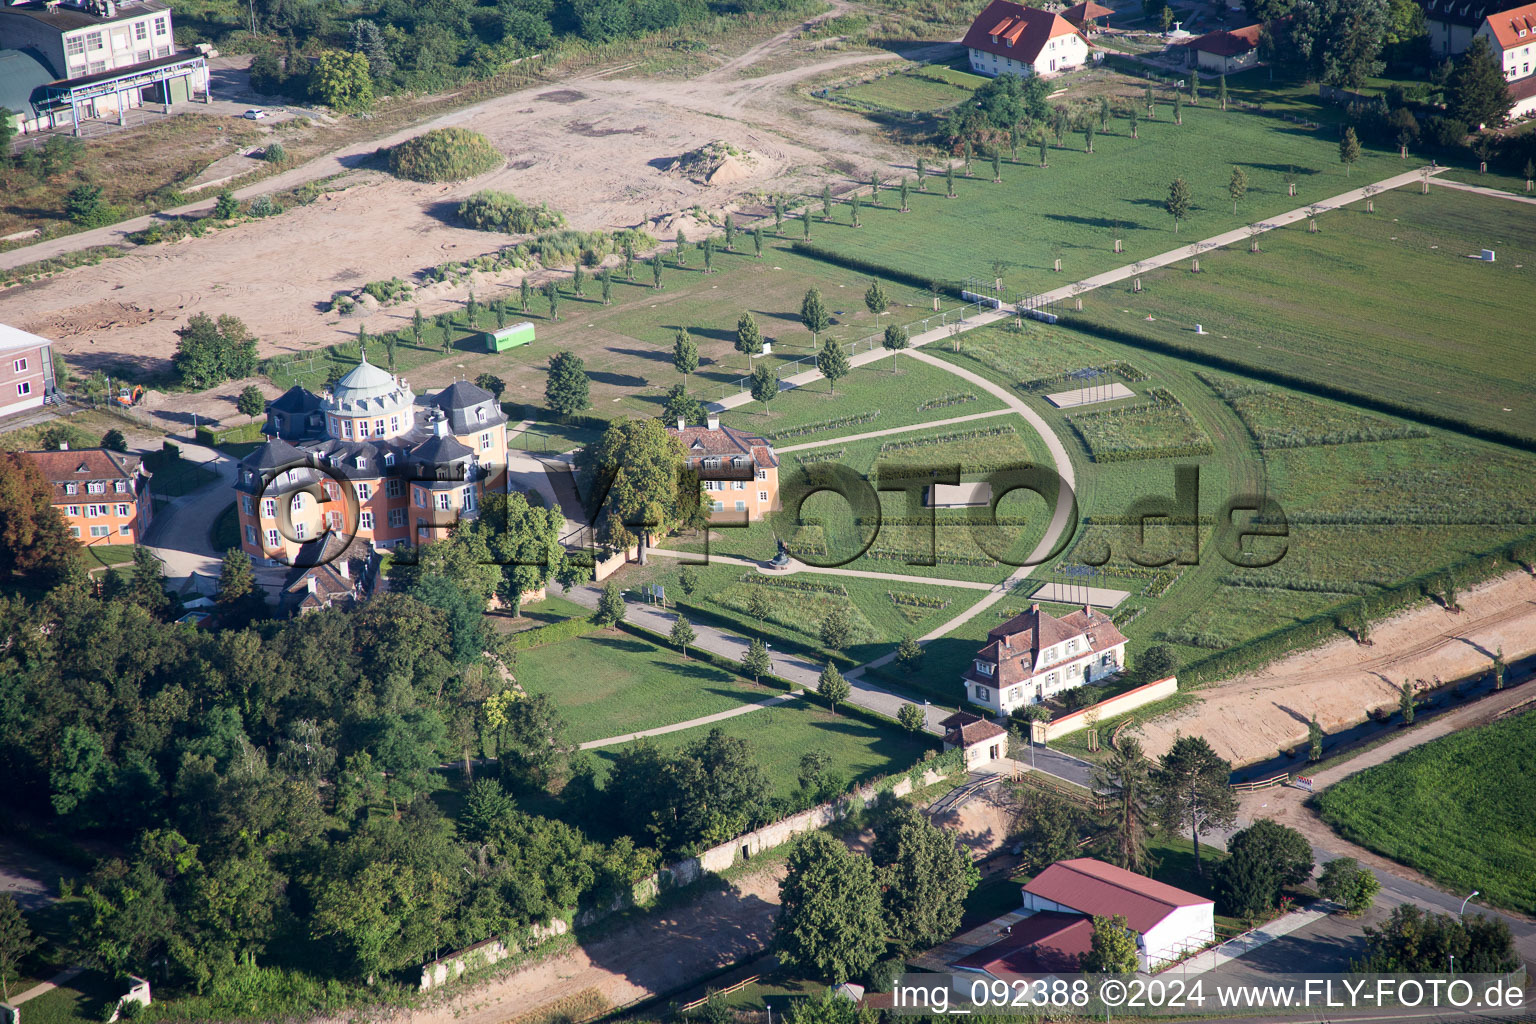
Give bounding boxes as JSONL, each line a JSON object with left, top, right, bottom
{"left": 1023, "top": 858, "right": 1215, "bottom": 971}
{"left": 962, "top": 0, "right": 1092, "bottom": 78}
{"left": 1182, "top": 24, "right": 1263, "bottom": 74}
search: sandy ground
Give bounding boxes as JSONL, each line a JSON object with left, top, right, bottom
{"left": 3, "top": 14, "right": 952, "bottom": 380}
{"left": 1134, "top": 569, "right": 1536, "bottom": 766}
{"left": 931, "top": 784, "right": 1018, "bottom": 859}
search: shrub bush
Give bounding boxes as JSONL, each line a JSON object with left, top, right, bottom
{"left": 387, "top": 128, "right": 502, "bottom": 182}
{"left": 263, "top": 142, "right": 287, "bottom": 163}
{"left": 457, "top": 190, "right": 567, "bottom": 233}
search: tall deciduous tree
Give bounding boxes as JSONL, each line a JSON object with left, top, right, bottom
{"left": 669, "top": 615, "right": 697, "bottom": 658}
{"left": 1165, "top": 177, "right": 1192, "bottom": 232}
{"left": 775, "top": 831, "right": 884, "bottom": 984}
{"left": 864, "top": 279, "right": 889, "bottom": 315}
{"left": 882, "top": 323, "right": 908, "bottom": 372}
{"left": 216, "top": 547, "right": 256, "bottom": 604}
{"left": 1339, "top": 125, "right": 1360, "bottom": 175}
{"left": 672, "top": 328, "right": 698, "bottom": 381}
{"left": 1228, "top": 165, "right": 1248, "bottom": 214}
{"left": 735, "top": 311, "right": 764, "bottom": 369}
{"left": 801, "top": 287, "right": 831, "bottom": 344}
{"left": 817, "top": 663, "right": 850, "bottom": 713}
{"left": 871, "top": 805, "right": 978, "bottom": 953}
{"left": 174, "top": 313, "right": 258, "bottom": 388}
{"left": 0, "top": 894, "right": 38, "bottom": 1001}
{"left": 742, "top": 637, "right": 772, "bottom": 684}
{"left": 1151, "top": 735, "right": 1237, "bottom": 875}
{"left": 749, "top": 365, "right": 778, "bottom": 409}
{"left": 310, "top": 50, "right": 373, "bottom": 111}
{"left": 816, "top": 338, "right": 850, "bottom": 392}
{"left": 1080, "top": 914, "right": 1139, "bottom": 975}
{"left": 575, "top": 417, "right": 697, "bottom": 551}
{"left": 0, "top": 451, "right": 78, "bottom": 583}
{"left": 1215, "top": 819, "right": 1313, "bottom": 918}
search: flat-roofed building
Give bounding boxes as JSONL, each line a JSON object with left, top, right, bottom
{"left": 0, "top": 324, "right": 56, "bottom": 419}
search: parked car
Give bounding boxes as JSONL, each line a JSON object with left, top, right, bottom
{"left": 243, "top": 108, "right": 268, "bottom": 120}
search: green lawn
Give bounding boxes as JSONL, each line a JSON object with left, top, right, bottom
{"left": 801, "top": 98, "right": 1411, "bottom": 299}
{"left": 1068, "top": 186, "right": 1536, "bottom": 444}
{"left": 1314, "top": 710, "right": 1536, "bottom": 914}
{"left": 515, "top": 630, "right": 774, "bottom": 745}
{"left": 10, "top": 970, "right": 122, "bottom": 1024}
{"left": 587, "top": 697, "right": 932, "bottom": 801}
{"left": 837, "top": 70, "right": 972, "bottom": 112}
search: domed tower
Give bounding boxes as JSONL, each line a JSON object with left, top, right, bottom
{"left": 322, "top": 355, "right": 416, "bottom": 443}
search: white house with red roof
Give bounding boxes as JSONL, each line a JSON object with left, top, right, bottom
{"left": 962, "top": 0, "right": 1091, "bottom": 78}
{"left": 1022, "top": 858, "right": 1215, "bottom": 971}
{"left": 1475, "top": 1, "right": 1536, "bottom": 81}
{"left": 669, "top": 414, "right": 780, "bottom": 521}
{"left": 963, "top": 602, "right": 1126, "bottom": 714}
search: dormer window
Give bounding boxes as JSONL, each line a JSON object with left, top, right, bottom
{"left": 356, "top": 457, "right": 367, "bottom": 470}
{"left": 1006, "top": 37, "right": 1013, "bottom": 46}
{"left": 476, "top": 407, "right": 487, "bottom": 423}
{"left": 990, "top": 32, "right": 998, "bottom": 41}
{"left": 384, "top": 453, "right": 395, "bottom": 466}
{"left": 975, "top": 660, "right": 995, "bottom": 676}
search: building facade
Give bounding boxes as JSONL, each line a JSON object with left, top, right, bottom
{"left": 1183, "top": 24, "right": 1262, "bottom": 73}
{"left": 235, "top": 358, "right": 510, "bottom": 566}
{"left": 1423, "top": 0, "right": 1507, "bottom": 56}
{"left": 21, "top": 445, "right": 152, "bottom": 545}
{"left": 962, "top": 602, "right": 1126, "bottom": 714}
{"left": 670, "top": 416, "right": 780, "bottom": 521}
{"left": 0, "top": 0, "right": 208, "bottom": 134}
{"left": 1474, "top": 2, "right": 1536, "bottom": 81}
{"left": 962, "top": 0, "right": 1091, "bottom": 78}
{"left": 0, "top": 324, "right": 56, "bottom": 420}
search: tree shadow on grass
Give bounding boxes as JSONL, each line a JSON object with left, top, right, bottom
{"left": 1043, "top": 213, "right": 1148, "bottom": 231}
{"left": 586, "top": 635, "right": 651, "bottom": 656}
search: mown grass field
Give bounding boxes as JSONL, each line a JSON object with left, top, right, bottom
{"left": 800, "top": 99, "right": 1409, "bottom": 297}
{"left": 838, "top": 71, "right": 972, "bottom": 112}
{"left": 516, "top": 631, "right": 771, "bottom": 745}
{"left": 1314, "top": 711, "right": 1536, "bottom": 914}
{"left": 1067, "top": 186, "right": 1536, "bottom": 443}
{"left": 587, "top": 696, "right": 931, "bottom": 801}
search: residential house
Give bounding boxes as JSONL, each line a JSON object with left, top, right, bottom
{"left": 1422, "top": 0, "right": 1506, "bottom": 56}
{"left": 962, "top": 602, "right": 1126, "bottom": 714}
{"left": 21, "top": 445, "right": 152, "bottom": 545}
{"left": 962, "top": 0, "right": 1092, "bottom": 78}
{"left": 0, "top": 0, "right": 207, "bottom": 135}
{"left": 236, "top": 358, "right": 510, "bottom": 566}
{"left": 0, "top": 324, "right": 57, "bottom": 419}
{"left": 1182, "top": 24, "right": 1263, "bottom": 73}
{"left": 669, "top": 415, "right": 780, "bottom": 521}
{"left": 1475, "top": 1, "right": 1536, "bottom": 84}
{"left": 952, "top": 858, "right": 1215, "bottom": 977}
{"left": 940, "top": 711, "right": 1009, "bottom": 770}
{"left": 1061, "top": 0, "right": 1114, "bottom": 34}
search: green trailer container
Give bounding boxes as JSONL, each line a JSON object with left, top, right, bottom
{"left": 484, "top": 322, "right": 536, "bottom": 352}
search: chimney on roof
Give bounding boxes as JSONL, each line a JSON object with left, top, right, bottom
{"left": 706, "top": 413, "right": 720, "bottom": 430}
{"left": 1084, "top": 603, "right": 1092, "bottom": 616}
{"left": 676, "top": 416, "right": 686, "bottom": 431}
{"left": 338, "top": 559, "right": 350, "bottom": 579}
{"left": 59, "top": 441, "right": 68, "bottom": 451}
{"left": 306, "top": 575, "right": 317, "bottom": 594}
{"left": 434, "top": 413, "right": 449, "bottom": 438}
{"left": 1030, "top": 602, "right": 1040, "bottom": 613}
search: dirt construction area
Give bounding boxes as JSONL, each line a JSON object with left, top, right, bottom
{"left": 1132, "top": 569, "right": 1536, "bottom": 766}
{"left": 0, "top": 10, "right": 949, "bottom": 379}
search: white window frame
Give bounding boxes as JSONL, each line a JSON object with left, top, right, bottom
{"left": 262, "top": 498, "right": 276, "bottom": 518}
{"left": 266, "top": 528, "right": 279, "bottom": 550}
{"left": 360, "top": 510, "right": 375, "bottom": 530}
{"left": 12, "top": 358, "right": 25, "bottom": 372}
{"left": 356, "top": 482, "right": 371, "bottom": 500}
{"left": 436, "top": 492, "right": 452, "bottom": 511}
{"left": 90, "top": 525, "right": 110, "bottom": 538}
{"left": 66, "top": 505, "right": 80, "bottom": 517}
{"left": 116, "top": 503, "right": 130, "bottom": 517}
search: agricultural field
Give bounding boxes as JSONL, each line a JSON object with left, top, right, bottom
{"left": 1314, "top": 711, "right": 1536, "bottom": 914}
{"left": 1067, "top": 186, "right": 1536, "bottom": 444}
{"left": 516, "top": 632, "right": 773, "bottom": 746}
{"left": 920, "top": 319, "right": 1536, "bottom": 677}
{"left": 799, "top": 99, "right": 1411, "bottom": 298}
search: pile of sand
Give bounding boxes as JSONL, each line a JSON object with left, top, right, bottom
{"left": 665, "top": 140, "right": 758, "bottom": 184}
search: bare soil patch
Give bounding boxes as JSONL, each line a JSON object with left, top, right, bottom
{"left": 1133, "top": 570, "right": 1536, "bottom": 766}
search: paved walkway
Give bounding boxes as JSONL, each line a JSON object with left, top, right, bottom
{"left": 1176, "top": 904, "right": 1335, "bottom": 976}
{"left": 578, "top": 690, "right": 805, "bottom": 749}
{"left": 559, "top": 581, "right": 957, "bottom": 734}
{"left": 1434, "top": 176, "right": 1536, "bottom": 206}
{"left": 141, "top": 435, "right": 239, "bottom": 581}
{"left": 9, "top": 967, "right": 84, "bottom": 1006}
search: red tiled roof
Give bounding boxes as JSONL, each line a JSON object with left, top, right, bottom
{"left": 1062, "top": 0, "right": 1114, "bottom": 22}
{"left": 974, "top": 603, "right": 1127, "bottom": 687}
{"left": 1185, "top": 23, "right": 1263, "bottom": 56}
{"left": 1025, "top": 859, "right": 1211, "bottom": 934}
{"left": 1483, "top": 2, "right": 1536, "bottom": 48}
{"left": 953, "top": 913, "right": 1095, "bottom": 976}
{"left": 670, "top": 424, "right": 779, "bottom": 469}
{"left": 20, "top": 448, "right": 143, "bottom": 504}
{"left": 962, "top": 0, "right": 1087, "bottom": 64}
{"left": 1511, "top": 74, "right": 1536, "bottom": 99}
{"left": 940, "top": 711, "right": 1008, "bottom": 748}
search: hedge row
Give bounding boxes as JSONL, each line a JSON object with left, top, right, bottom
{"left": 508, "top": 614, "right": 601, "bottom": 651}
{"left": 1179, "top": 531, "right": 1536, "bottom": 685}
{"left": 768, "top": 410, "right": 880, "bottom": 441}
{"left": 789, "top": 240, "right": 962, "bottom": 298}
{"left": 1066, "top": 316, "right": 1536, "bottom": 455}
{"left": 878, "top": 425, "right": 1015, "bottom": 453}
{"left": 196, "top": 420, "right": 267, "bottom": 447}
{"left": 916, "top": 390, "right": 979, "bottom": 412}
{"left": 740, "top": 573, "right": 849, "bottom": 596}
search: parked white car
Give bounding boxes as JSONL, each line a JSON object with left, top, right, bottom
{"left": 243, "top": 108, "right": 269, "bottom": 120}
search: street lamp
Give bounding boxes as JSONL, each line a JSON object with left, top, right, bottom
{"left": 1459, "top": 890, "right": 1480, "bottom": 916}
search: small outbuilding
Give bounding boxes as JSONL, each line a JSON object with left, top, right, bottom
{"left": 1061, "top": 0, "right": 1113, "bottom": 32}
{"left": 940, "top": 711, "right": 1009, "bottom": 770}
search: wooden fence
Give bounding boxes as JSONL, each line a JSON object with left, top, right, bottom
{"left": 677, "top": 975, "right": 763, "bottom": 1013}
{"left": 1229, "top": 772, "right": 1290, "bottom": 793}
